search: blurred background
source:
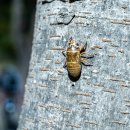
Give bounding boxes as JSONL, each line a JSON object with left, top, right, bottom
{"left": 0, "top": 0, "right": 36, "bottom": 129}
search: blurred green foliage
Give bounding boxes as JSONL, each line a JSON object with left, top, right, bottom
{"left": 0, "top": 0, "right": 17, "bottom": 62}
{"left": 0, "top": 0, "right": 36, "bottom": 64}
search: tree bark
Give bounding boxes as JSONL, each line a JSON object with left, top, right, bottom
{"left": 18, "top": 0, "right": 130, "bottom": 129}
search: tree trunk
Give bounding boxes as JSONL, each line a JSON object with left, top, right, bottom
{"left": 18, "top": 0, "right": 130, "bottom": 129}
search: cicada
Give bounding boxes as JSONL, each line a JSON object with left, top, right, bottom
{"left": 62, "top": 37, "right": 94, "bottom": 81}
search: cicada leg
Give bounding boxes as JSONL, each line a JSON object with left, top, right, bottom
{"left": 80, "top": 42, "right": 87, "bottom": 53}
{"left": 81, "top": 58, "right": 93, "bottom": 66}
{"left": 63, "top": 61, "right": 67, "bottom": 68}
{"left": 81, "top": 53, "right": 94, "bottom": 59}
{"left": 62, "top": 50, "right": 66, "bottom": 57}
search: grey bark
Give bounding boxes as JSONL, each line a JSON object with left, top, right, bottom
{"left": 18, "top": 0, "right": 130, "bottom": 130}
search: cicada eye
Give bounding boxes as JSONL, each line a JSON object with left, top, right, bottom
{"left": 68, "top": 41, "right": 71, "bottom": 46}
{"left": 76, "top": 43, "right": 79, "bottom": 46}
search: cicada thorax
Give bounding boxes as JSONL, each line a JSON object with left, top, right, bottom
{"left": 66, "top": 47, "right": 81, "bottom": 78}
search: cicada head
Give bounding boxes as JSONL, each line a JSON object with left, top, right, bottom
{"left": 68, "top": 37, "right": 79, "bottom": 49}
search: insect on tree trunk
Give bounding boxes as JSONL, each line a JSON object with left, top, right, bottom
{"left": 18, "top": 0, "right": 130, "bottom": 130}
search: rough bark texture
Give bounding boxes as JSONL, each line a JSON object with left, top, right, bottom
{"left": 18, "top": 0, "right": 130, "bottom": 129}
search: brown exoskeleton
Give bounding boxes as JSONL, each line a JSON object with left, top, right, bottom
{"left": 62, "top": 37, "right": 94, "bottom": 81}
